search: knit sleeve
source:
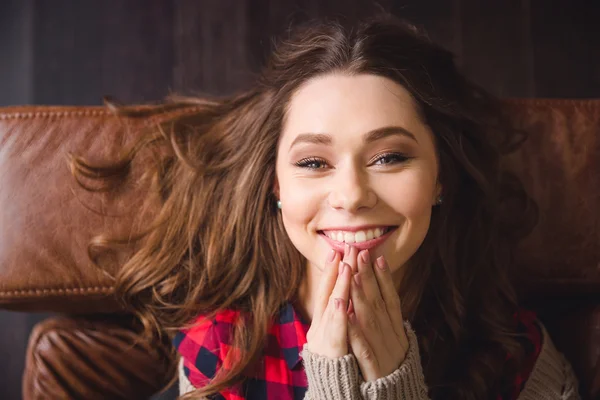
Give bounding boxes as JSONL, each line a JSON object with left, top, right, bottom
{"left": 516, "top": 322, "right": 581, "bottom": 400}
{"left": 301, "top": 322, "right": 430, "bottom": 400}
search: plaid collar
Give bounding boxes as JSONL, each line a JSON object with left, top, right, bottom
{"left": 173, "top": 300, "right": 310, "bottom": 398}
{"left": 275, "top": 301, "right": 309, "bottom": 369}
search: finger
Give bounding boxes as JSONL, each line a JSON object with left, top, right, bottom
{"left": 319, "top": 264, "right": 352, "bottom": 356}
{"left": 356, "top": 250, "right": 386, "bottom": 312}
{"left": 313, "top": 250, "right": 342, "bottom": 323}
{"left": 309, "top": 296, "right": 349, "bottom": 358}
{"left": 343, "top": 244, "right": 359, "bottom": 273}
{"left": 348, "top": 312, "right": 379, "bottom": 382}
{"left": 350, "top": 269, "right": 390, "bottom": 358}
{"left": 373, "top": 256, "right": 406, "bottom": 345}
{"left": 330, "top": 262, "right": 352, "bottom": 305}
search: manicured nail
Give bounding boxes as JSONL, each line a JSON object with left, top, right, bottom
{"left": 376, "top": 256, "right": 387, "bottom": 270}
{"left": 327, "top": 249, "right": 336, "bottom": 262}
{"left": 361, "top": 250, "right": 370, "bottom": 264}
{"left": 353, "top": 273, "right": 361, "bottom": 287}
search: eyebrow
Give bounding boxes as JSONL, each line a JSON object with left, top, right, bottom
{"left": 288, "top": 126, "right": 418, "bottom": 150}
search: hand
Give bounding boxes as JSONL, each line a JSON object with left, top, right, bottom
{"left": 305, "top": 249, "right": 352, "bottom": 358}
{"left": 344, "top": 245, "right": 409, "bottom": 381}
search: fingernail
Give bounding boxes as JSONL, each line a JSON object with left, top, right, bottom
{"left": 338, "top": 261, "right": 344, "bottom": 275}
{"left": 376, "top": 256, "right": 387, "bottom": 270}
{"left": 344, "top": 243, "right": 350, "bottom": 255}
{"left": 361, "top": 250, "right": 370, "bottom": 264}
{"left": 334, "top": 298, "right": 342, "bottom": 310}
{"left": 327, "top": 249, "right": 336, "bottom": 262}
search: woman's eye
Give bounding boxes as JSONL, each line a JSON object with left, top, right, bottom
{"left": 372, "top": 153, "right": 410, "bottom": 165}
{"left": 295, "top": 157, "right": 328, "bottom": 170}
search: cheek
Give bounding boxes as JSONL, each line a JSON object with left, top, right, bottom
{"left": 279, "top": 180, "right": 322, "bottom": 233}
{"left": 377, "top": 171, "right": 435, "bottom": 219}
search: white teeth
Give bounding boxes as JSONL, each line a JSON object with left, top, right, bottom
{"left": 354, "top": 231, "right": 366, "bottom": 243}
{"left": 344, "top": 232, "right": 355, "bottom": 243}
{"left": 323, "top": 227, "right": 389, "bottom": 243}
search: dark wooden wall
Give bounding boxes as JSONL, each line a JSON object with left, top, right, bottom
{"left": 1, "top": 1, "right": 598, "bottom": 399}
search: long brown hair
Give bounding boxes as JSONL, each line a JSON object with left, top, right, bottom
{"left": 72, "top": 14, "right": 537, "bottom": 399}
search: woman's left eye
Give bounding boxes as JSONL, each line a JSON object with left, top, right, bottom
{"left": 372, "top": 153, "right": 410, "bottom": 165}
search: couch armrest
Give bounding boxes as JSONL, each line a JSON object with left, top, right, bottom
{"left": 23, "top": 314, "right": 177, "bottom": 400}
{"left": 0, "top": 106, "right": 197, "bottom": 313}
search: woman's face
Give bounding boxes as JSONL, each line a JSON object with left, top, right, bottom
{"left": 275, "top": 73, "right": 440, "bottom": 282}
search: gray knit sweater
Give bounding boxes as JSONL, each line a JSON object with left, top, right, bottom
{"left": 178, "top": 321, "right": 580, "bottom": 399}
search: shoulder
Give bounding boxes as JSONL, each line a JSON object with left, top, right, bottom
{"left": 515, "top": 312, "right": 580, "bottom": 399}
{"left": 172, "top": 310, "right": 240, "bottom": 388}
{"left": 514, "top": 309, "right": 543, "bottom": 378}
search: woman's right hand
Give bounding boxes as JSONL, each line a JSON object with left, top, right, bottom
{"left": 305, "top": 249, "right": 352, "bottom": 358}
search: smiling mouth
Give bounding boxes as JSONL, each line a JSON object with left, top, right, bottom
{"left": 317, "top": 226, "right": 398, "bottom": 252}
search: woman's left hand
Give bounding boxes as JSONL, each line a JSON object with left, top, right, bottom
{"left": 343, "top": 245, "right": 409, "bottom": 382}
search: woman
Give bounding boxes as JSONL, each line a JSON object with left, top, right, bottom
{"left": 76, "top": 14, "right": 579, "bottom": 399}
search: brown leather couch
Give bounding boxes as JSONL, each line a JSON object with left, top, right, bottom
{"left": 0, "top": 99, "right": 598, "bottom": 399}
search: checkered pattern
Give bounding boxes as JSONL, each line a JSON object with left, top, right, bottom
{"left": 173, "top": 303, "right": 541, "bottom": 399}
{"left": 173, "top": 303, "right": 309, "bottom": 399}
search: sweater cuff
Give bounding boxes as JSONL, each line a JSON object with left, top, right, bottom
{"left": 360, "top": 322, "right": 429, "bottom": 400}
{"left": 301, "top": 347, "right": 363, "bottom": 399}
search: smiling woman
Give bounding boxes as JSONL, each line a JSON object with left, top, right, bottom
{"left": 71, "top": 13, "right": 579, "bottom": 400}
{"left": 276, "top": 74, "right": 439, "bottom": 298}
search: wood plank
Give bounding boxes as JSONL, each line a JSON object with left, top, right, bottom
{"left": 460, "top": 0, "right": 535, "bottom": 97}
{"left": 173, "top": 0, "right": 251, "bottom": 95}
{"left": 530, "top": 0, "right": 600, "bottom": 97}
{"left": 0, "top": 0, "right": 34, "bottom": 106}
{"left": 33, "top": 0, "right": 105, "bottom": 104}
{"left": 99, "top": 0, "right": 174, "bottom": 103}
{"left": 33, "top": 0, "right": 173, "bottom": 105}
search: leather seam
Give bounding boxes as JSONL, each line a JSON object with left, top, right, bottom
{"left": 0, "top": 106, "right": 203, "bottom": 120}
{"left": 1, "top": 101, "right": 598, "bottom": 120}
{"left": 0, "top": 286, "right": 114, "bottom": 297}
{"left": 0, "top": 110, "right": 110, "bottom": 119}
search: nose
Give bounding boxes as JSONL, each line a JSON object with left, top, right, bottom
{"left": 328, "top": 163, "right": 376, "bottom": 212}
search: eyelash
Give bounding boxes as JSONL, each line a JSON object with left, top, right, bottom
{"left": 294, "top": 153, "right": 411, "bottom": 170}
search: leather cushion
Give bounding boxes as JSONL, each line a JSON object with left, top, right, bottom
{"left": 22, "top": 314, "right": 176, "bottom": 400}
{"left": 0, "top": 106, "right": 194, "bottom": 312}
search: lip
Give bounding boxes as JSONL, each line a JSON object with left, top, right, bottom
{"left": 318, "top": 226, "right": 398, "bottom": 252}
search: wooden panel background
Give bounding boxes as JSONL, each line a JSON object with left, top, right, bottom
{"left": 0, "top": 0, "right": 598, "bottom": 399}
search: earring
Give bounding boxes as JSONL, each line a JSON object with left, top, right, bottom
{"left": 436, "top": 195, "right": 443, "bottom": 205}
{"left": 277, "top": 200, "right": 282, "bottom": 209}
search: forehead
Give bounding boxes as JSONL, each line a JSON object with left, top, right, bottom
{"left": 281, "top": 73, "right": 426, "bottom": 142}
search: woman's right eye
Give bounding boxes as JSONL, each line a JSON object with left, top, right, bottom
{"left": 294, "top": 157, "right": 328, "bottom": 170}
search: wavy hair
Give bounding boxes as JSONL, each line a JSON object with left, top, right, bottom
{"left": 72, "top": 14, "right": 537, "bottom": 399}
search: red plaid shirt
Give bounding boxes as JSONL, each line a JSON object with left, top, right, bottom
{"left": 173, "top": 303, "right": 541, "bottom": 399}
